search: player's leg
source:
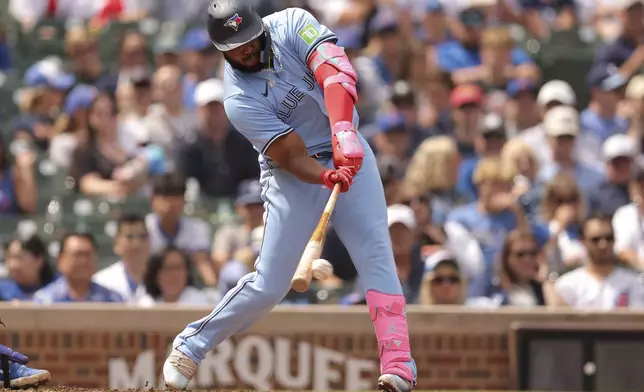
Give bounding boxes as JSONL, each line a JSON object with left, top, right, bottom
{"left": 331, "top": 136, "right": 417, "bottom": 391}
{"left": 163, "top": 165, "right": 329, "bottom": 389}
{"left": 0, "top": 345, "right": 51, "bottom": 388}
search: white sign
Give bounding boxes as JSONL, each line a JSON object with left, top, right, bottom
{"left": 108, "top": 336, "right": 376, "bottom": 390}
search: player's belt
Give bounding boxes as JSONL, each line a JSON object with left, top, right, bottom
{"left": 310, "top": 151, "right": 333, "bottom": 159}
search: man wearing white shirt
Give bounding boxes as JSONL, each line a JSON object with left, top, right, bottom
{"left": 146, "top": 172, "right": 215, "bottom": 286}
{"left": 614, "top": 164, "right": 644, "bottom": 269}
{"left": 554, "top": 213, "right": 644, "bottom": 309}
{"left": 93, "top": 214, "right": 150, "bottom": 304}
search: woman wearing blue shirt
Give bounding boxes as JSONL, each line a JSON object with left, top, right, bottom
{"left": 0, "top": 235, "right": 56, "bottom": 301}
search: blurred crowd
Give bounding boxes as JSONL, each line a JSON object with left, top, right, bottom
{"left": 1, "top": 0, "right": 644, "bottom": 309}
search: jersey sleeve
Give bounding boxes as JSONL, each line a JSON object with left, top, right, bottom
{"left": 286, "top": 7, "right": 338, "bottom": 66}
{"left": 224, "top": 94, "right": 293, "bottom": 155}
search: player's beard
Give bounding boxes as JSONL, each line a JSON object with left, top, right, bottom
{"left": 224, "top": 52, "right": 265, "bottom": 73}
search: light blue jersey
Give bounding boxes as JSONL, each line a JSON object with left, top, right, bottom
{"left": 171, "top": 7, "right": 417, "bottom": 387}
{"left": 223, "top": 8, "right": 360, "bottom": 160}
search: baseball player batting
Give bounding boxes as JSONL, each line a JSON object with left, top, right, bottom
{"left": 163, "top": 1, "right": 417, "bottom": 391}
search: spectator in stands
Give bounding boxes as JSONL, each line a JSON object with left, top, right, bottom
{"left": 484, "top": 228, "right": 550, "bottom": 307}
{"left": 456, "top": 112, "right": 507, "bottom": 202}
{"left": 366, "top": 10, "right": 408, "bottom": 85}
{"left": 64, "top": 26, "right": 116, "bottom": 93}
{"left": 501, "top": 139, "right": 543, "bottom": 221}
{"left": 449, "top": 84, "right": 485, "bottom": 160}
{"left": 540, "top": 174, "right": 586, "bottom": 273}
{"left": 446, "top": 157, "right": 549, "bottom": 298}
{"left": 405, "top": 136, "right": 463, "bottom": 225}
{"left": 577, "top": 65, "right": 629, "bottom": 166}
{"left": 93, "top": 214, "right": 150, "bottom": 303}
{"left": 593, "top": 0, "right": 644, "bottom": 81}
{"left": 625, "top": 75, "right": 644, "bottom": 158}
{"left": 418, "top": 69, "right": 455, "bottom": 137}
{"left": 176, "top": 78, "right": 260, "bottom": 199}
{"left": 336, "top": 26, "right": 387, "bottom": 129}
{"left": 437, "top": 14, "right": 539, "bottom": 86}
{"left": 68, "top": 92, "right": 141, "bottom": 197}
{"left": 212, "top": 180, "right": 264, "bottom": 274}
{"left": 0, "top": 135, "right": 36, "bottom": 214}
{"left": 419, "top": 250, "right": 467, "bottom": 306}
{"left": 19, "top": 58, "right": 75, "bottom": 119}
{"left": 418, "top": 0, "right": 448, "bottom": 46}
{"left": 117, "top": 31, "right": 151, "bottom": 86}
{"left": 144, "top": 65, "right": 199, "bottom": 167}
{"left": 613, "top": 164, "right": 644, "bottom": 270}
{"left": 504, "top": 79, "right": 540, "bottom": 136}
{"left": 180, "top": 28, "right": 224, "bottom": 110}
{"left": 118, "top": 70, "right": 154, "bottom": 146}
{"left": 588, "top": 134, "right": 637, "bottom": 216}
{"left": 139, "top": 246, "right": 211, "bottom": 306}
{"left": 373, "top": 113, "right": 413, "bottom": 168}
{"left": 33, "top": 233, "right": 123, "bottom": 303}
{"left": 553, "top": 213, "right": 644, "bottom": 309}
{"left": 387, "top": 204, "right": 423, "bottom": 303}
{"left": 49, "top": 84, "right": 97, "bottom": 169}
{"left": 146, "top": 172, "right": 216, "bottom": 286}
{"left": 538, "top": 106, "right": 603, "bottom": 198}
{"left": 519, "top": 80, "right": 577, "bottom": 167}
{"left": 0, "top": 236, "right": 56, "bottom": 301}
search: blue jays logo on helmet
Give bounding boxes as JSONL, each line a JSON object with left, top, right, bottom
{"left": 224, "top": 13, "right": 243, "bottom": 31}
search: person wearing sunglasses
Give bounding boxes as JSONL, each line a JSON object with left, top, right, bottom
{"left": 484, "top": 229, "right": 552, "bottom": 307}
{"left": 419, "top": 250, "right": 467, "bottom": 306}
{"left": 540, "top": 173, "right": 587, "bottom": 274}
{"left": 553, "top": 213, "right": 644, "bottom": 309}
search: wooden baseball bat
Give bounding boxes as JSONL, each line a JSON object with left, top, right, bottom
{"left": 291, "top": 183, "right": 341, "bottom": 292}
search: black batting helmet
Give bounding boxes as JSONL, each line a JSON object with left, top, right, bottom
{"left": 207, "top": 0, "right": 265, "bottom": 51}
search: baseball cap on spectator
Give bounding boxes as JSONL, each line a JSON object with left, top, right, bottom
{"left": 194, "top": 78, "right": 224, "bottom": 107}
{"left": 390, "top": 80, "right": 415, "bottom": 107}
{"left": 377, "top": 112, "right": 407, "bottom": 133}
{"left": 543, "top": 106, "right": 579, "bottom": 137}
{"left": 626, "top": 75, "right": 644, "bottom": 100}
{"left": 603, "top": 134, "right": 636, "bottom": 161}
{"left": 335, "top": 27, "right": 362, "bottom": 50}
{"left": 536, "top": 80, "right": 576, "bottom": 107}
{"left": 506, "top": 79, "right": 538, "bottom": 98}
{"left": 23, "top": 59, "right": 75, "bottom": 91}
{"left": 181, "top": 28, "right": 214, "bottom": 52}
{"left": 387, "top": 204, "right": 416, "bottom": 230}
{"left": 236, "top": 179, "right": 263, "bottom": 206}
{"left": 587, "top": 64, "right": 628, "bottom": 91}
{"left": 64, "top": 84, "right": 98, "bottom": 115}
{"left": 450, "top": 84, "right": 483, "bottom": 108}
{"left": 424, "top": 249, "right": 460, "bottom": 273}
{"left": 480, "top": 113, "right": 506, "bottom": 137}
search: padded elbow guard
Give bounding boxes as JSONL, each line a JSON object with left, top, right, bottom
{"left": 308, "top": 42, "right": 358, "bottom": 103}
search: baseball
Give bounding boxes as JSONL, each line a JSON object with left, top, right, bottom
{"left": 312, "top": 259, "right": 334, "bottom": 280}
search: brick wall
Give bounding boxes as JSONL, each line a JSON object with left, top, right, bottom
{"left": 0, "top": 305, "right": 643, "bottom": 390}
